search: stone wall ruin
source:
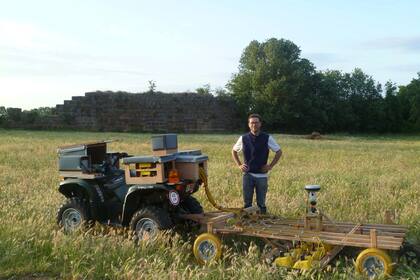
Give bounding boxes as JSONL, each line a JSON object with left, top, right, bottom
{"left": 51, "top": 91, "right": 241, "bottom": 132}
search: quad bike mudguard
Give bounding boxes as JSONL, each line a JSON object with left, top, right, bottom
{"left": 59, "top": 178, "right": 106, "bottom": 221}
{"left": 121, "top": 184, "right": 173, "bottom": 226}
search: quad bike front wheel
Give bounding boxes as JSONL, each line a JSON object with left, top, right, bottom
{"left": 57, "top": 197, "right": 91, "bottom": 233}
{"left": 355, "top": 248, "right": 393, "bottom": 278}
{"left": 193, "top": 233, "right": 222, "bottom": 264}
{"left": 130, "top": 206, "right": 173, "bottom": 242}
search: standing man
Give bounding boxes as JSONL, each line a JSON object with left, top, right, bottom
{"left": 232, "top": 114, "right": 282, "bottom": 214}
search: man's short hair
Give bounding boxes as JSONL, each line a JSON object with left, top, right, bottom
{"left": 248, "top": 113, "right": 262, "bottom": 122}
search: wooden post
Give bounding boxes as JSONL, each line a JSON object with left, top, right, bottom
{"left": 370, "top": 229, "right": 377, "bottom": 248}
{"left": 207, "top": 222, "right": 213, "bottom": 234}
{"left": 304, "top": 216, "right": 309, "bottom": 229}
{"left": 316, "top": 215, "right": 323, "bottom": 231}
{"left": 384, "top": 210, "right": 395, "bottom": 224}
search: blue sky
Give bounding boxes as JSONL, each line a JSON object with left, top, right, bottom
{"left": 1, "top": 0, "right": 419, "bottom": 109}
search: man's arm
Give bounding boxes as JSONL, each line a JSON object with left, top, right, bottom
{"left": 270, "top": 149, "right": 282, "bottom": 168}
{"left": 232, "top": 150, "right": 249, "bottom": 172}
{"left": 261, "top": 149, "right": 282, "bottom": 173}
{"left": 232, "top": 136, "right": 248, "bottom": 172}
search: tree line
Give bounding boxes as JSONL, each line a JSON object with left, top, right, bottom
{"left": 0, "top": 107, "right": 56, "bottom": 127}
{"left": 226, "top": 38, "right": 420, "bottom": 133}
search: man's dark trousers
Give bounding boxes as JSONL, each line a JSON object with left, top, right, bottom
{"left": 242, "top": 173, "right": 268, "bottom": 214}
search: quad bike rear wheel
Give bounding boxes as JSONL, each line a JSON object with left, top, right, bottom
{"left": 130, "top": 206, "right": 173, "bottom": 241}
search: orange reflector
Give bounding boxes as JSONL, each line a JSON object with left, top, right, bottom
{"left": 168, "top": 169, "right": 180, "bottom": 183}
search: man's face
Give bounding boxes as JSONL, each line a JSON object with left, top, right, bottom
{"left": 248, "top": 117, "right": 261, "bottom": 135}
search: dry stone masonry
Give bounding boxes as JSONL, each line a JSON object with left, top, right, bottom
{"left": 52, "top": 91, "right": 241, "bottom": 132}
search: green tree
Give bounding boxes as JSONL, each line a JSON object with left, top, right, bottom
{"left": 6, "top": 108, "right": 22, "bottom": 122}
{"left": 317, "top": 70, "right": 355, "bottom": 131}
{"left": 344, "top": 68, "right": 385, "bottom": 132}
{"left": 398, "top": 73, "right": 420, "bottom": 131}
{"left": 147, "top": 80, "right": 156, "bottom": 93}
{"left": 214, "top": 87, "right": 227, "bottom": 97}
{"left": 227, "top": 38, "right": 320, "bottom": 132}
{"left": 196, "top": 84, "right": 212, "bottom": 95}
{"left": 383, "top": 81, "right": 403, "bottom": 132}
{"left": 0, "top": 106, "right": 7, "bottom": 125}
{"left": 34, "top": 107, "right": 55, "bottom": 117}
{"left": 22, "top": 110, "right": 39, "bottom": 124}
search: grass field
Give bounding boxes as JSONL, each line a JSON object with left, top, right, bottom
{"left": 0, "top": 130, "right": 419, "bottom": 279}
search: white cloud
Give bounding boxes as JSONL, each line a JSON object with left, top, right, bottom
{"left": 363, "top": 36, "right": 420, "bottom": 52}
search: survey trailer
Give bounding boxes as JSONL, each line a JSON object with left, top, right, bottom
{"left": 187, "top": 180, "right": 412, "bottom": 278}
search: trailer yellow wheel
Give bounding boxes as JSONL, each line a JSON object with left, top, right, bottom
{"left": 355, "top": 248, "right": 393, "bottom": 278}
{"left": 193, "top": 233, "right": 222, "bottom": 264}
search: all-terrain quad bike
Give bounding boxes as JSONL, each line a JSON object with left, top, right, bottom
{"left": 56, "top": 134, "right": 206, "bottom": 240}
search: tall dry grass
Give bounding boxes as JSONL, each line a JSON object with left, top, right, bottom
{"left": 0, "top": 130, "right": 419, "bottom": 279}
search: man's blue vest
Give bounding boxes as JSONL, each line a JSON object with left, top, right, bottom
{"left": 242, "top": 132, "right": 269, "bottom": 173}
